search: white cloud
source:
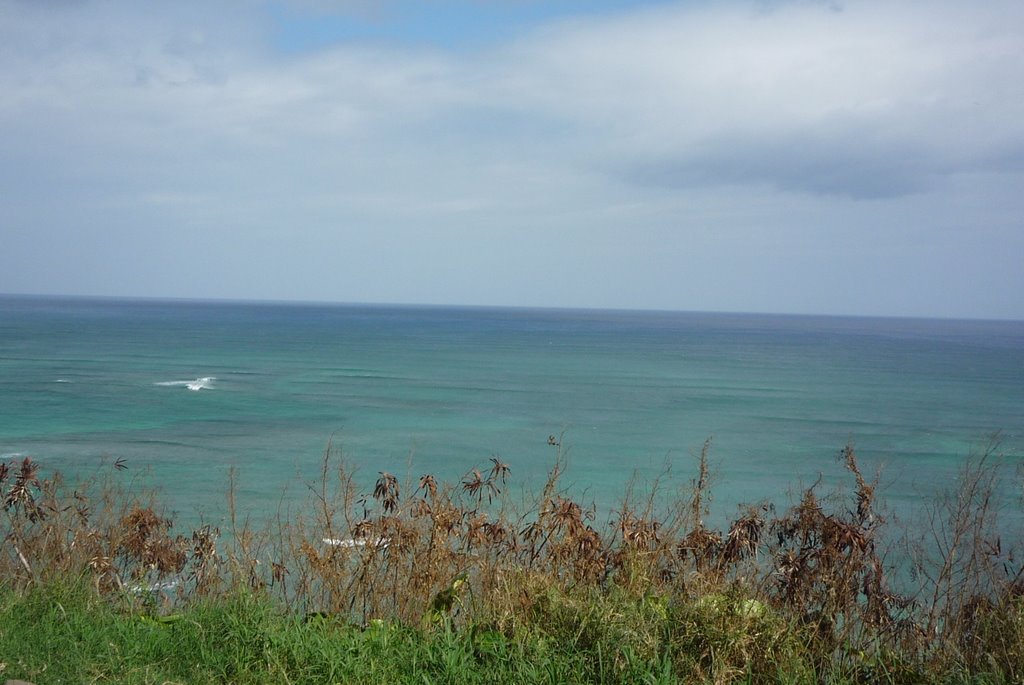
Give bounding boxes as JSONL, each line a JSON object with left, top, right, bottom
{"left": 1, "top": 0, "right": 1022, "bottom": 316}
{"left": 479, "top": 0, "right": 1024, "bottom": 196}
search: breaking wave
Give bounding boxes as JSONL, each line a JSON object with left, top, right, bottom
{"left": 155, "top": 376, "right": 216, "bottom": 391}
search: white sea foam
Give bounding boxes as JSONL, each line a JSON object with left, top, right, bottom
{"left": 322, "top": 537, "right": 390, "bottom": 549}
{"left": 155, "top": 376, "right": 216, "bottom": 391}
{"left": 128, "top": 579, "right": 179, "bottom": 594}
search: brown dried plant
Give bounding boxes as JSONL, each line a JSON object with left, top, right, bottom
{"left": 117, "top": 506, "right": 187, "bottom": 578}
{"left": 4, "top": 435, "right": 1024, "bottom": 680}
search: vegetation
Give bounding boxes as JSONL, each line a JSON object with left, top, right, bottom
{"left": 2, "top": 437, "right": 1022, "bottom": 683}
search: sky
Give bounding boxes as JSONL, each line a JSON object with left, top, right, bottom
{"left": 1, "top": 0, "right": 1022, "bottom": 319}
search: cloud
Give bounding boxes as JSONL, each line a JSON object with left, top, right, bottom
{"left": 628, "top": 139, "right": 928, "bottom": 200}
{"left": 1, "top": 0, "right": 1022, "bottom": 316}
{"left": 483, "top": 0, "right": 1024, "bottom": 198}
{"left": 4, "top": 0, "right": 1021, "bottom": 198}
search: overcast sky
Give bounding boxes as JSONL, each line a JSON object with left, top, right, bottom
{"left": 1, "top": 0, "right": 1022, "bottom": 319}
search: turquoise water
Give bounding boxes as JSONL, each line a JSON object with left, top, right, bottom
{"left": 1, "top": 295, "right": 1022, "bottom": 526}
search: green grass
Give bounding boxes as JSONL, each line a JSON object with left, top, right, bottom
{"left": 0, "top": 580, "right": 594, "bottom": 685}
{"left": 0, "top": 579, "right": 972, "bottom": 685}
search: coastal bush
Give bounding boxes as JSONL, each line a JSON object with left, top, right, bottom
{"left": 1, "top": 438, "right": 1022, "bottom": 683}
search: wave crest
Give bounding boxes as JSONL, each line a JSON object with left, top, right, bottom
{"left": 155, "top": 376, "right": 216, "bottom": 391}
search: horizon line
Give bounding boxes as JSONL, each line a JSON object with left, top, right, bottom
{"left": 1, "top": 291, "right": 1021, "bottom": 325}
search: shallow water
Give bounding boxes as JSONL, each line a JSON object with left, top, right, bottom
{"left": 1, "top": 295, "right": 1022, "bottom": 528}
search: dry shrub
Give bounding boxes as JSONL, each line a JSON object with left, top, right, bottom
{"left": 0, "top": 457, "right": 206, "bottom": 599}
{"left": 906, "top": 437, "right": 1024, "bottom": 678}
{"left": 3, "top": 435, "right": 1023, "bottom": 681}
{"left": 117, "top": 507, "right": 187, "bottom": 578}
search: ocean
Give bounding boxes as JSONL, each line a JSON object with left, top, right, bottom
{"left": 1, "top": 295, "right": 1022, "bottom": 528}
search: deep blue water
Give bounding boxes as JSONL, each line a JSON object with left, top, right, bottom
{"left": 1, "top": 295, "right": 1022, "bottom": 526}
